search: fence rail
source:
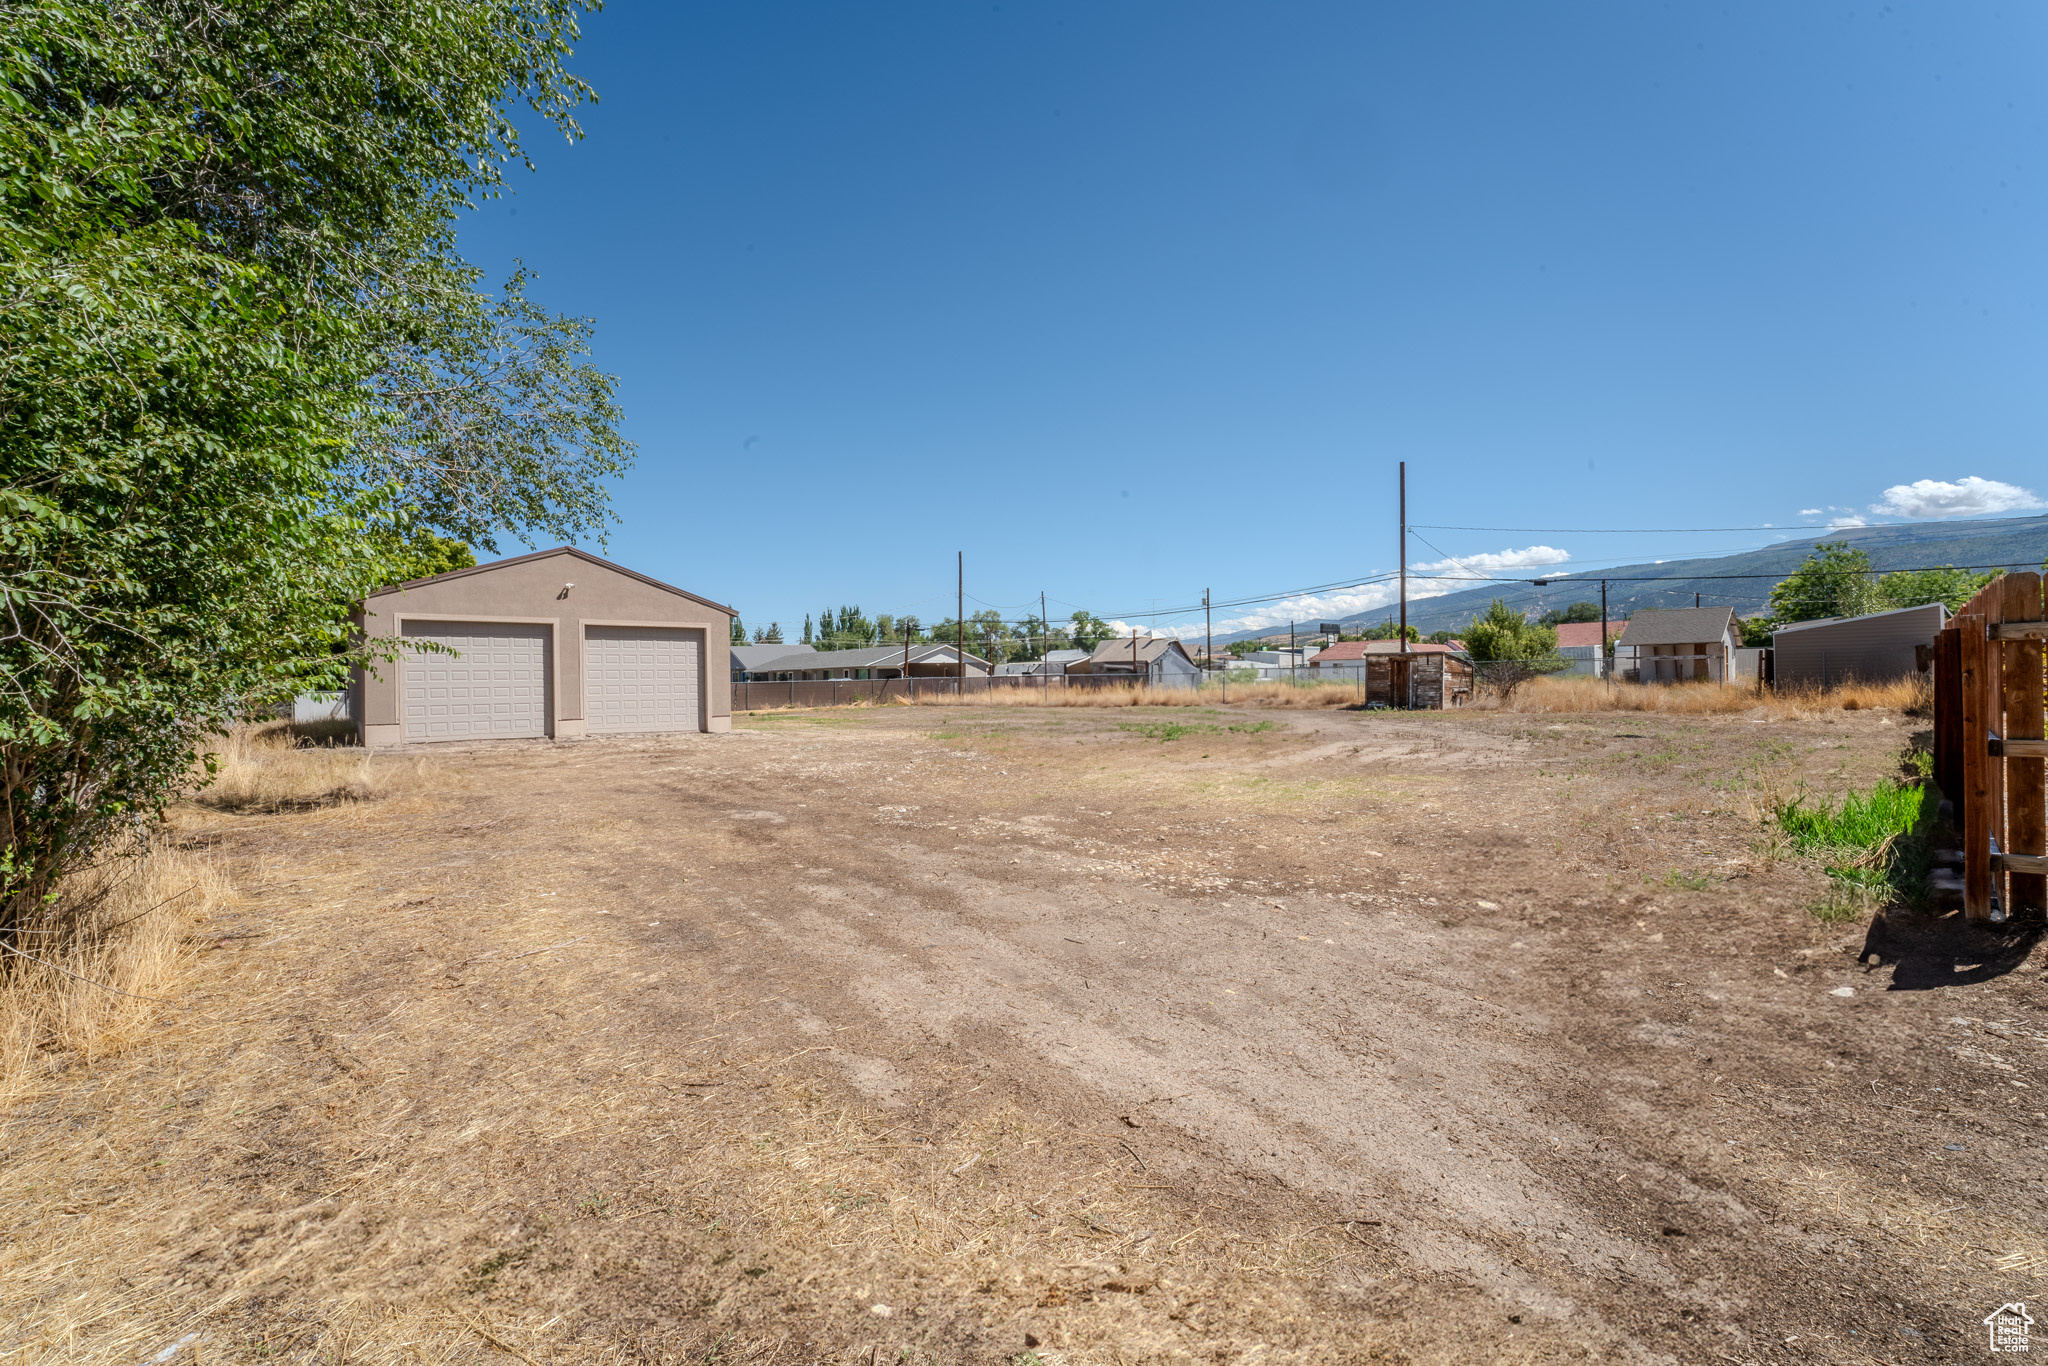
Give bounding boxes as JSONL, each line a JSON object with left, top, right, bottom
{"left": 1933, "top": 571, "right": 2045, "bottom": 922}
{"left": 728, "top": 673, "right": 1178, "bottom": 710}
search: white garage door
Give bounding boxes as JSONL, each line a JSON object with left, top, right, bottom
{"left": 585, "top": 627, "right": 701, "bottom": 734}
{"left": 401, "top": 623, "right": 550, "bottom": 741}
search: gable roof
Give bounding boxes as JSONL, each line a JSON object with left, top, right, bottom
{"left": 1311, "top": 641, "right": 1465, "bottom": 661}
{"left": 1553, "top": 620, "right": 1626, "bottom": 649}
{"left": 746, "top": 643, "right": 991, "bottom": 672}
{"left": 367, "top": 545, "right": 735, "bottom": 616}
{"left": 731, "top": 643, "right": 814, "bottom": 668}
{"left": 1615, "top": 606, "right": 1738, "bottom": 647}
{"left": 1087, "top": 637, "right": 1193, "bottom": 665}
{"left": 1769, "top": 602, "right": 1948, "bottom": 636}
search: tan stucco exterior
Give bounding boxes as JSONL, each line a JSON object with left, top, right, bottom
{"left": 353, "top": 547, "right": 733, "bottom": 747}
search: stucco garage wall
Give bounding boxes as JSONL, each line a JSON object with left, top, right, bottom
{"left": 355, "top": 547, "right": 732, "bottom": 747}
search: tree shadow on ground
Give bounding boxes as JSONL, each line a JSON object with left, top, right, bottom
{"left": 1862, "top": 909, "right": 2044, "bottom": 990}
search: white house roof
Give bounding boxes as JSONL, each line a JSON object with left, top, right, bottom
{"left": 1615, "top": 607, "right": 1738, "bottom": 647}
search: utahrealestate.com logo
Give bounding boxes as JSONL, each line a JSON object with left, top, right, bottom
{"left": 1986, "top": 1303, "right": 2034, "bottom": 1353}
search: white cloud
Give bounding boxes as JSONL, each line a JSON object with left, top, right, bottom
{"left": 1408, "top": 544, "right": 1570, "bottom": 574}
{"left": 1871, "top": 476, "right": 2045, "bottom": 520}
{"left": 1127, "top": 546, "right": 1568, "bottom": 639}
{"left": 1798, "top": 508, "right": 1823, "bottom": 517}
{"left": 1824, "top": 514, "right": 1868, "bottom": 529}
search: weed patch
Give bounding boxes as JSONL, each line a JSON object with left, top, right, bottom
{"left": 1119, "top": 721, "right": 1222, "bottom": 742}
{"left": 1772, "top": 779, "right": 1940, "bottom": 914}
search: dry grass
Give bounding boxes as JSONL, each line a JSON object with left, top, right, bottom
{"left": 193, "top": 722, "right": 445, "bottom": 811}
{"left": 0, "top": 841, "right": 232, "bottom": 1108}
{"left": 0, "top": 800, "right": 1371, "bottom": 1365}
{"left": 1492, "top": 674, "right": 1928, "bottom": 717}
{"left": 885, "top": 680, "right": 1368, "bottom": 710}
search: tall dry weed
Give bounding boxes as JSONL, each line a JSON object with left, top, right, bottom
{"left": 194, "top": 723, "right": 441, "bottom": 811}
{"left": 0, "top": 841, "right": 230, "bottom": 1107}
{"left": 884, "top": 680, "right": 1368, "bottom": 710}
{"left": 1494, "top": 674, "right": 1928, "bottom": 718}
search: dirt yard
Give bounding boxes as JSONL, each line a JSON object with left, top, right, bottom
{"left": 9, "top": 700, "right": 2048, "bottom": 1364}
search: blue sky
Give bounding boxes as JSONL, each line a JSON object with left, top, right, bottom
{"left": 459, "top": 2, "right": 2048, "bottom": 638}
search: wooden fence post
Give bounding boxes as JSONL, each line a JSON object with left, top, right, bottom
{"left": 1985, "top": 585, "right": 2009, "bottom": 915}
{"left": 1936, "top": 628, "right": 1961, "bottom": 807}
{"left": 2004, "top": 573, "right": 2046, "bottom": 915}
{"left": 1960, "top": 614, "right": 1993, "bottom": 922}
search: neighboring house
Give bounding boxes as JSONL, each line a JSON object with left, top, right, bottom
{"left": 1615, "top": 607, "right": 1740, "bottom": 684}
{"left": 1551, "top": 619, "right": 1625, "bottom": 678}
{"left": 1070, "top": 637, "right": 1203, "bottom": 690}
{"left": 742, "top": 643, "right": 991, "bottom": 681}
{"left": 1771, "top": 602, "right": 1946, "bottom": 689}
{"left": 996, "top": 649, "right": 1089, "bottom": 677}
{"left": 731, "top": 642, "right": 814, "bottom": 680}
{"left": 1309, "top": 641, "right": 1467, "bottom": 675}
{"left": 353, "top": 545, "right": 733, "bottom": 746}
{"left": 1241, "top": 647, "right": 1314, "bottom": 678}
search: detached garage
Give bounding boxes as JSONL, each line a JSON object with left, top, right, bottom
{"left": 353, "top": 547, "right": 733, "bottom": 747}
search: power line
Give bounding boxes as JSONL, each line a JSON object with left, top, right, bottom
{"left": 1103, "top": 560, "right": 2043, "bottom": 626}
{"left": 1410, "top": 523, "right": 1865, "bottom": 533}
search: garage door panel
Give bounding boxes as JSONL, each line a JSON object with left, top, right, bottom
{"left": 585, "top": 627, "right": 700, "bottom": 734}
{"left": 402, "top": 624, "right": 549, "bottom": 741}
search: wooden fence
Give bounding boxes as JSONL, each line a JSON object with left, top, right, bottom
{"left": 728, "top": 673, "right": 1173, "bottom": 710}
{"left": 1933, "top": 572, "right": 2047, "bottom": 922}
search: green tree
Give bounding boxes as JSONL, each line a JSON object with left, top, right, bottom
{"left": 1426, "top": 629, "right": 1462, "bottom": 645}
{"left": 1537, "top": 601, "right": 1603, "bottom": 627}
{"left": 1360, "top": 620, "right": 1420, "bottom": 642}
{"left": 1767, "top": 543, "right": 1878, "bottom": 624}
{"left": 731, "top": 618, "right": 748, "bottom": 646}
{"left": 802, "top": 614, "right": 814, "bottom": 645}
{"left": 382, "top": 533, "right": 477, "bottom": 586}
{"left": 1875, "top": 565, "right": 2001, "bottom": 614}
{"left": 758, "top": 622, "right": 784, "bottom": 644}
{"left": 0, "top": 0, "right": 622, "bottom": 947}
{"left": 1068, "top": 610, "right": 1116, "bottom": 651}
{"left": 1464, "top": 600, "right": 1560, "bottom": 661}
{"left": 1739, "top": 616, "right": 1775, "bottom": 647}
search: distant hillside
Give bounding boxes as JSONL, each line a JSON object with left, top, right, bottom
{"left": 1217, "top": 515, "right": 2048, "bottom": 643}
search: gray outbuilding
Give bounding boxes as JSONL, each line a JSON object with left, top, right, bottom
{"left": 1615, "top": 607, "right": 1740, "bottom": 684}
{"left": 353, "top": 546, "right": 733, "bottom": 747}
{"left": 1770, "top": 602, "right": 1946, "bottom": 689}
{"left": 1070, "top": 637, "right": 1204, "bottom": 690}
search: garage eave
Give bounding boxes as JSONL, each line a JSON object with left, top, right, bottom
{"left": 364, "top": 545, "right": 736, "bottom": 618}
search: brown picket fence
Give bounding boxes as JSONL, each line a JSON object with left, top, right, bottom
{"left": 1932, "top": 571, "right": 2047, "bottom": 922}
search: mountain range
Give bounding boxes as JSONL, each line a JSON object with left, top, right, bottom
{"left": 1224, "top": 514, "right": 2048, "bottom": 643}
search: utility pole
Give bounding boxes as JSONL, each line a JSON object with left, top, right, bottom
{"left": 1398, "top": 461, "right": 1409, "bottom": 653}
{"left": 1290, "top": 620, "right": 1296, "bottom": 682}
{"left": 1041, "top": 590, "right": 1049, "bottom": 698}
{"left": 1602, "top": 578, "right": 1611, "bottom": 690}
{"left": 1398, "top": 460, "right": 1410, "bottom": 709}
{"left": 957, "top": 551, "right": 965, "bottom": 690}
{"left": 1204, "top": 589, "right": 1213, "bottom": 695}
